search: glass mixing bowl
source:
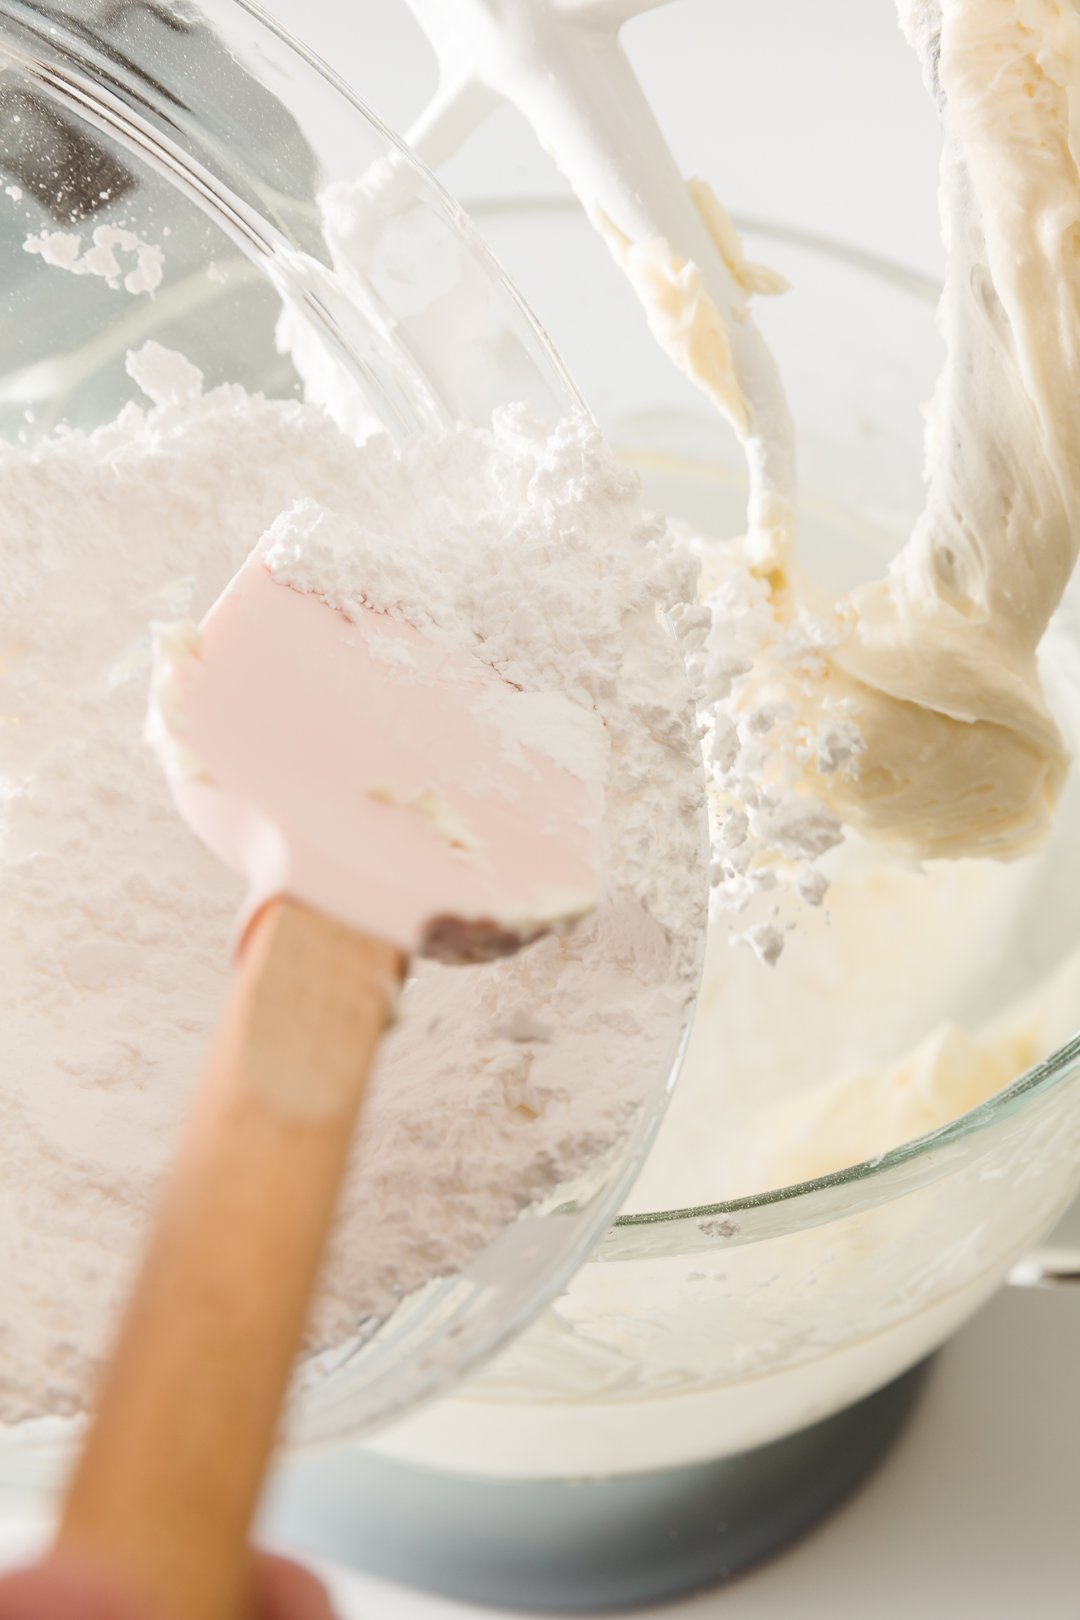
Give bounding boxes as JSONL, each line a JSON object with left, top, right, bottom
{"left": 0, "top": 0, "right": 702, "bottom": 1485}
{"left": 352, "top": 205, "right": 1080, "bottom": 1486}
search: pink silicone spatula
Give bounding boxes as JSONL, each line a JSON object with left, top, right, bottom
{"left": 55, "top": 545, "right": 605, "bottom": 1620}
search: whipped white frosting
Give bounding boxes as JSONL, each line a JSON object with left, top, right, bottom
{"left": 823, "top": 0, "right": 1080, "bottom": 858}
{"left": 568, "top": 0, "right": 1080, "bottom": 863}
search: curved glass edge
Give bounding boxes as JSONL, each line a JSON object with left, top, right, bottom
{"left": 0, "top": 0, "right": 585, "bottom": 436}
{"left": 231, "top": 0, "right": 587, "bottom": 420}
{"left": 285, "top": 999, "right": 704, "bottom": 1448}
{"left": 463, "top": 196, "right": 942, "bottom": 307}
{"left": 600, "top": 1032, "right": 1080, "bottom": 1249}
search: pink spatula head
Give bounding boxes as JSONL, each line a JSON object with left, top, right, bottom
{"left": 149, "top": 545, "right": 606, "bottom": 961}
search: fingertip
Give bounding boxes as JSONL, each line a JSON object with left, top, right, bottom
{"left": 255, "top": 1554, "right": 338, "bottom": 1620}
{"left": 0, "top": 1555, "right": 151, "bottom": 1620}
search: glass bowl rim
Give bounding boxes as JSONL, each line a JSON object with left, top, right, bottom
{"left": 460, "top": 196, "right": 1080, "bottom": 1235}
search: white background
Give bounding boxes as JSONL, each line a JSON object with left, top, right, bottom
{"left": 4, "top": 4, "right": 1078, "bottom": 1616}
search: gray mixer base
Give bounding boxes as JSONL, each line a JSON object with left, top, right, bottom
{"left": 268, "top": 1360, "right": 931, "bottom": 1612}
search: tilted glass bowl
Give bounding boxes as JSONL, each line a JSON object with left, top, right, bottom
{"left": 0, "top": 0, "right": 703, "bottom": 1486}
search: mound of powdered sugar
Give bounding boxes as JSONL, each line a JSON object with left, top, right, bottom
{"left": 686, "top": 550, "right": 862, "bottom": 966}
{"left": 0, "top": 341, "right": 704, "bottom": 1424}
{"left": 23, "top": 225, "right": 165, "bottom": 296}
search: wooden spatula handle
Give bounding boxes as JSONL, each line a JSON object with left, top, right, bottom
{"left": 56, "top": 897, "right": 405, "bottom": 1620}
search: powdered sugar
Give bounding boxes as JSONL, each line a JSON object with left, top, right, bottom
{"left": 256, "top": 415, "right": 703, "bottom": 940}
{"left": 23, "top": 224, "right": 164, "bottom": 294}
{"left": 0, "top": 345, "right": 703, "bottom": 1424}
{"left": 679, "top": 548, "right": 862, "bottom": 963}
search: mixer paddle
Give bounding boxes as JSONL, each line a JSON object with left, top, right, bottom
{"left": 404, "top": 0, "right": 796, "bottom": 564}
